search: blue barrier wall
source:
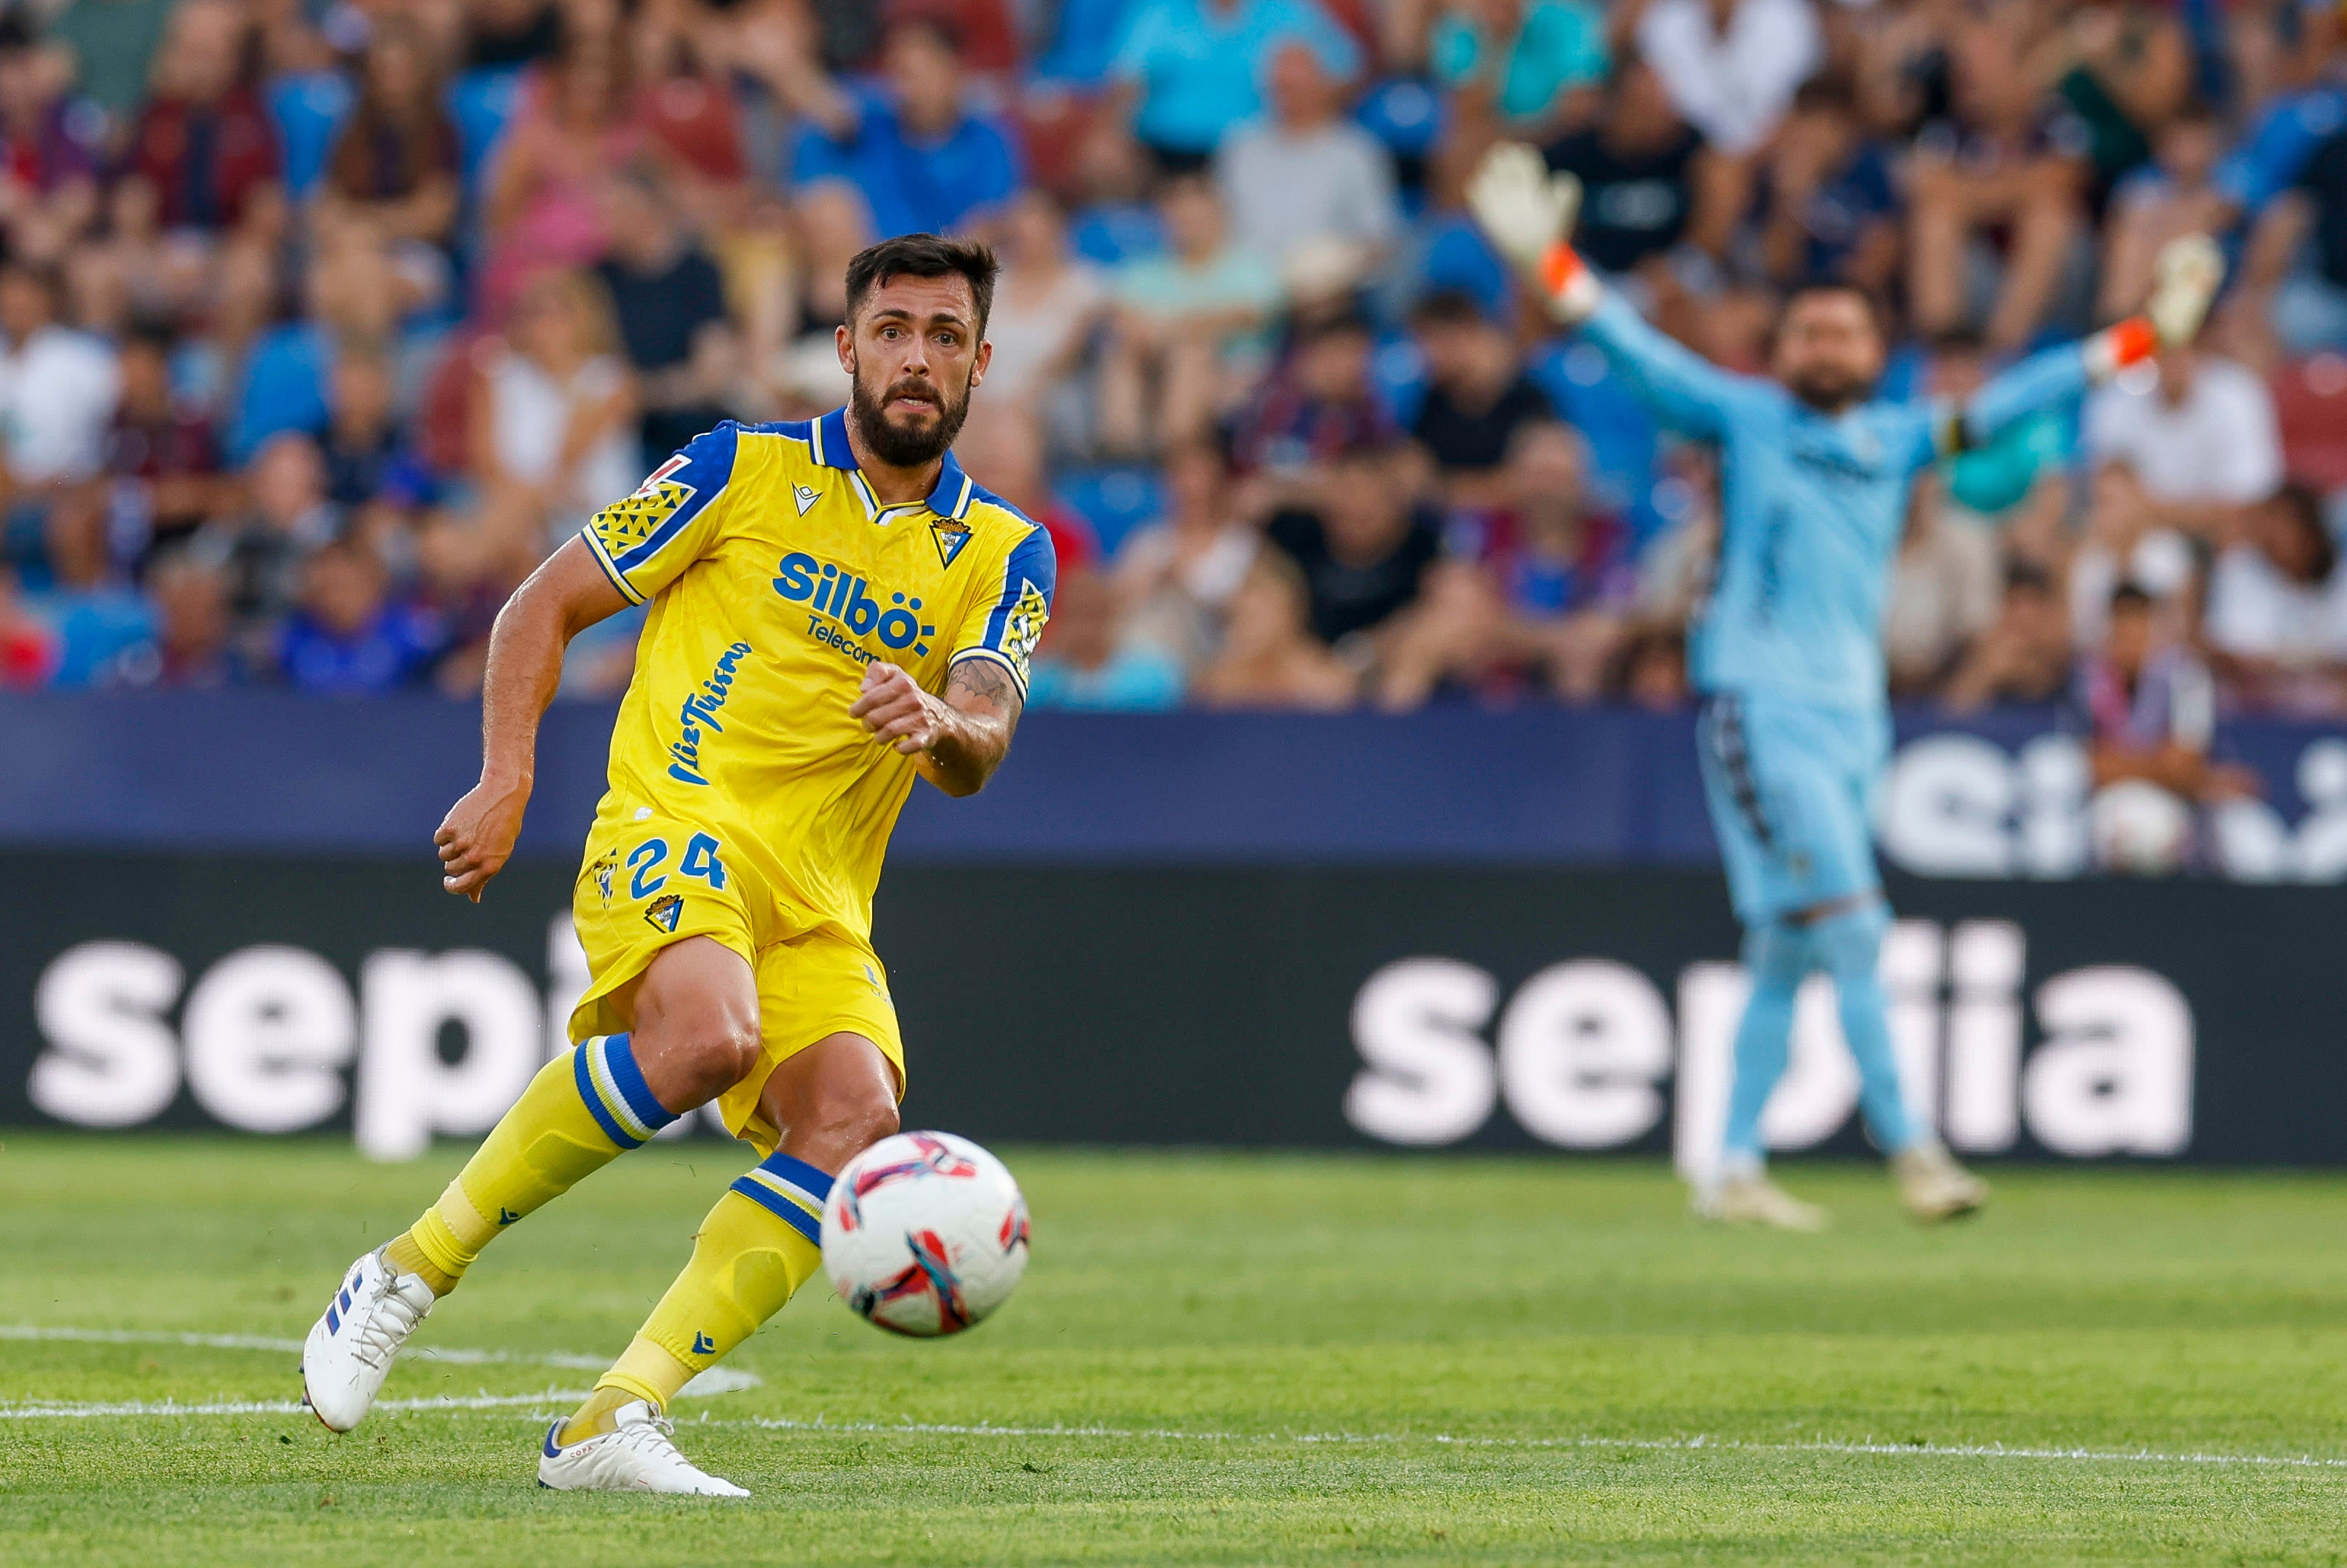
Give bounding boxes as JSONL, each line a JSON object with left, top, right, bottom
{"left": 1, "top": 692, "right": 2338, "bottom": 863}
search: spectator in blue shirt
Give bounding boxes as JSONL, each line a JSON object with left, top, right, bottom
{"left": 275, "top": 538, "right": 442, "bottom": 692}
{"left": 783, "top": 20, "right": 1021, "bottom": 240}
{"left": 1424, "top": 0, "right": 1610, "bottom": 137}
{"left": 1108, "top": 0, "right": 1362, "bottom": 169}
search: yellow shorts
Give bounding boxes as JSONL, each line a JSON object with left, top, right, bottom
{"left": 567, "top": 809, "right": 905, "bottom": 1155}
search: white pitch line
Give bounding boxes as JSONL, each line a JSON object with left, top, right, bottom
{"left": 701, "top": 1415, "right": 2347, "bottom": 1473}
{"left": 0, "top": 1388, "right": 585, "bottom": 1420}
{"left": 0, "top": 1323, "right": 606, "bottom": 1371}
{"left": 0, "top": 1323, "right": 759, "bottom": 1401}
{"left": 0, "top": 1395, "right": 2339, "bottom": 1473}
{"left": 7, "top": 1325, "right": 2340, "bottom": 1473}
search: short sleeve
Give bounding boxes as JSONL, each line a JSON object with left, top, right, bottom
{"left": 788, "top": 85, "right": 882, "bottom": 183}
{"left": 1428, "top": 17, "right": 1478, "bottom": 87}
{"left": 1891, "top": 404, "right": 1947, "bottom": 474}
{"left": 1282, "top": 1, "right": 1362, "bottom": 79}
{"left": 579, "top": 423, "right": 740, "bottom": 605}
{"left": 1107, "top": 2, "right": 1164, "bottom": 83}
{"left": 1557, "top": 1, "right": 1610, "bottom": 86}
{"left": 950, "top": 524, "right": 1058, "bottom": 697}
{"left": 967, "top": 118, "right": 1023, "bottom": 214}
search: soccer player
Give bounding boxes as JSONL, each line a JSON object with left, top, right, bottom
{"left": 1466, "top": 145, "right": 2220, "bottom": 1228}
{"left": 298, "top": 234, "right": 1055, "bottom": 1493}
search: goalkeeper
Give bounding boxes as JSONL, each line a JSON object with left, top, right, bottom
{"left": 1465, "top": 144, "right": 2223, "bottom": 1227}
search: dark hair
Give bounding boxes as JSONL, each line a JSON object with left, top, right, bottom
{"left": 2003, "top": 560, "right": 2055, "bottom": 596}
{"left": 886, "top": 14, "right": 962, "bottom": 57}
{"left": 124, "top": 317, "right": 178, "bottom": 357}
{"left": 1781, "top": 281, "right": 1882, "bottom": 331}
{"left": 2271, "top": 483, "right": 2337, "bottom": 583}
{"left": 1791, "top": 76, "right": 1857, "bottom": 116}
{"left": 0, "top": 258, "right": 63, "bottom": 313}
{"left": 1298, "top": 300, "right": 1375, "bottom": 342}
{"left": 2110, "top": 582, "right": 2155, "bottom": 612}
{"left": 328, "top": 12, "right": 452, "bottom": 201}
{"left": 843, "top": 233, "right": 999, "bottom": 338}
{"left": 1410, "top": 288, "right": 1489, "bottom": 329}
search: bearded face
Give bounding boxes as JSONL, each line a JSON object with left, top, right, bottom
{"left": 1781, "top": 359, "right": 1876, "bottom": 412}
{"left": 836, "top": 270, "right": 989, "bottom": 470}
{"left": 847, "top": 351, "right": 973, "bottom": 468}
{"left": 1771, "top": 292, "right": 1884, "bottom": 415}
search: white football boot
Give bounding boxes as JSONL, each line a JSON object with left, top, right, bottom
{"left": 1694, "top": 1172, "right": 1829, "bottom": 1231}
{"left": 537, "top": 1401, "right": 751, "bottom": 1497}
{"left": 1893, "top": 1141, "right": 1988, "bottom": 1223}
{"left": 300, "top": 1247, "right": 436, "bottom": 1431}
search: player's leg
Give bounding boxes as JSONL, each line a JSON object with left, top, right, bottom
{"left": 301, "top": 937, "right": 758, "bottom": 1431}
{"left": 1805, "top": 895, "right": 1913, "bottom": 1156}
{"left": 540, "top": 1033, "right": 899, "bottom": 1495}
{"left": 1695, "top": 697, "right": 1832, "bottom": 1228}
{"left": 391, "top": 936, "right": 759, "bottom": 1292}
{"left": 1698, "top": 693, "right": 1809, "bottom": 1174}
{"left": 1719, "top": 918, "right": 1807, "bottom": 1175}
{"left": 1708, "top": 915, "right": 1829, "bottom": 1230}
{"left": 1816, "top": 714, "right": 1988, "bottom": 1221}
{"left": 1807, "top": 893, "right": 1987, "bottom": 1220}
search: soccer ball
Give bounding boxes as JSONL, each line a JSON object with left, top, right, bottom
{"left": 820, "top": 1131, "right": 1030, "bottom": 1337}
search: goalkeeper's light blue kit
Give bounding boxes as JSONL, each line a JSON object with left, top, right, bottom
{"left": 1578, "top": 295, "right": 2091, "bottom": 921}
{"left": 1573, "top": 295, "right": 2096, "bottom": 1163}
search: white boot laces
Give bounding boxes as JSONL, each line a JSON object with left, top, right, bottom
{"left": 351, "top": 1270, "right": 423, "bottom": 1372}
{"left": 613, "top": 1409, "right": 687, "bottom": 1465}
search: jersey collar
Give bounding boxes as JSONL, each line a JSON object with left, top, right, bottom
{"left": 813, "top": 406, "right": 977, "bottom": 522}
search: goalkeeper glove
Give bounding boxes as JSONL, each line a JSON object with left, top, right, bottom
{"left": 2148, "top": 232, "right": 2223, "bottom": 348}
{"left": 1467, "top": 142, "right": 1599, "bottom": 323}
{"left": 2087, "top": 232, "right": 2224, "bottom": 380}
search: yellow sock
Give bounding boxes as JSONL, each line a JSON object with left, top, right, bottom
{"left": 385, "top": 1036, "right": 679, "bottom": 1295}
{"left": 561, "top": 1156, "right": 831, "bottom": 1445}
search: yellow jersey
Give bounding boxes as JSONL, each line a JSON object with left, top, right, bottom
{"left": 576, "top": 407, "right": 1055, "bottom": 945}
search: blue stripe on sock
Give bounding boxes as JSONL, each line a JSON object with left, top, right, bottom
{"left": 755, "top": 1151, "right": 836, "bottom": 1202}
{"left": 573, "top": 1045, "right": 642, "bottom": 1150}
{"left": 599, "top": 1033, "right": 678, "bottom": 1135}
{"left": 728, "top": 1176, "right": 823, "bottom": 1244}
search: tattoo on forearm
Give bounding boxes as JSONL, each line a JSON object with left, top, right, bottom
{"left": 908, "top": 657, "right": 1023, "bottom": 796}
{"left": 947, "top": 657, "right": 1023, "bottom": 733}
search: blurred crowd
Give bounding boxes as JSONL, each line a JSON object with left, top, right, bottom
{"left": 0, "top": 0, "right": 2344, "bottom": 751}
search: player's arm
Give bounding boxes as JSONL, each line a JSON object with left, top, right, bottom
{"left": 849, "top": 656, "right": 1025, "bottom": 799}
{"left": 439, "top": 425, "right": 740, "bottom": 898}
{"left": 436, "top": 536, "right": 629, "bottom": 901}
{"left": 1935, "top": 233, "right": 2223, "bottom": 459}
{"left": 852, "top": 522, "right": 1057, "bottom": 797}
{"left": 1466, "top": 143, "right": 1755, "bottom": 439}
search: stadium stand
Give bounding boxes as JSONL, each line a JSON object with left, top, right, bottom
{"left": 0, "top": 0, "right": 2339, "bottom": 722}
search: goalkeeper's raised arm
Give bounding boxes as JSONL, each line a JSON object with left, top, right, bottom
{"left": 1464, "top": 142, "right": 2226, "bottom": 458}
{"left": 1466, "top": 143, "right": 1766, "bottom": 439}
{"left": 1935, "top": 233, "right": 2225, "bottom": 460}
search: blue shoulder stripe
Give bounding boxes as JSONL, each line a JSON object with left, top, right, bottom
{"left": 737, "top": 417, "right": 815, "bottom": 444}
{"left": 976, "top": 519, "right": 1058, "bottom": 657}
{"left": 961, "top": 481, "right": 1037, "bottom": 532}
{"left": 602, "top": 423, "right": 741, "bottom": 574}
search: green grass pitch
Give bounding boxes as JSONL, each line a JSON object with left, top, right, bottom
{"left": 3, "top": 1135, "right": 2345, "bottom": 1564}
